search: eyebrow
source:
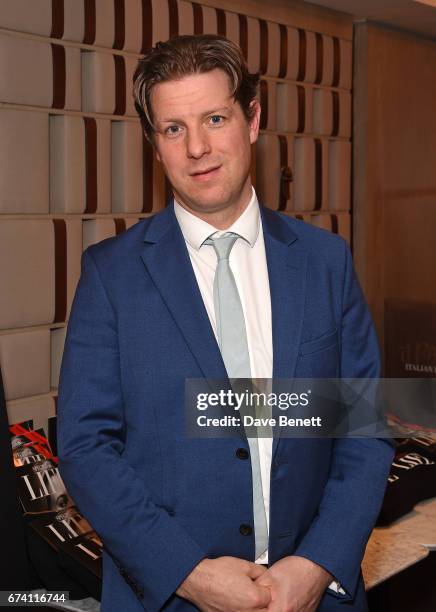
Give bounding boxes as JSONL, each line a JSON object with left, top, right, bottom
{"left": 159, "top": 106, "right": 233, "bottom": 124}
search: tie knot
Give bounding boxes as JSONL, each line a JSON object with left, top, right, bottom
{"left": 204, "top": 232, "right": 239, "bottom": 261}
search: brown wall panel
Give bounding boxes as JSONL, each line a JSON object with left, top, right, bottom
{"left": 354, "top": 23, "right": 436, "bottom": 348}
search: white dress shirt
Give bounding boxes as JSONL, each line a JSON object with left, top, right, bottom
{"left": 174, "top": 189, "right": 345, "bottom": 593}
{"left": 174, "top": 187, "right": 272, "bottom": 564}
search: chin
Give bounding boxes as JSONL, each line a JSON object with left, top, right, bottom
{"left": 178, "top": 192, "right": 232, "bottom": 212}
{"left": 191, "top": 199, "right": 234, "bottom": 214}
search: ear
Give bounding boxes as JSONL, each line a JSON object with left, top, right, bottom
{"left": 248, "top": 99, "right": 261, "bottom": 145}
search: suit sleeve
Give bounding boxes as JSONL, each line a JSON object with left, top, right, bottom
{"left": 57, "top": 249, "right": 205, "bottom": 612}
{"left": 294, "top": 240, "right": 395, "bottom": 599}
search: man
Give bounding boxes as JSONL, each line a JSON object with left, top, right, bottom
{"left": 58, "top": 35, "right": 394, "bottom": 612}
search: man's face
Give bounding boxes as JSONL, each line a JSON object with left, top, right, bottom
{"left": 150, "top": 68, "right": 260, "bottom": 219}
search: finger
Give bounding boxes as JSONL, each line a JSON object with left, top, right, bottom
{"left": 253, "top": 573, "right": 272, "bottom": 587}
{"left": 266, "top": 599, "right": 281, "bottom": 612}
{"left": 247, "top": 563, "right": 268, "bottom": 579}
{"left": 256, "top": 585, "right": 273, "bottom": 608}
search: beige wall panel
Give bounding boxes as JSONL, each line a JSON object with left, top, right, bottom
{"left": 0, "top": 35, "right": 52, "bottom": 107}
{"left": 0, "top": 221, "right": 55, "bottom": 329}
{"left": 63, "top": 0, "right": 85, "bottom": 42}
{"left": 311, "top": 213, "right": 331, "bottom": 231}
{"left": 267, "top": 22, "right": 281, "bottom": 78}
{"left": 304, "top": 31, "right": 318, "bottom": 84}
{"left": 50, "top": 116, "right": 85, "bottom": 214}
{"left": 320, "top": 139, "right": 329, "bottom": 211}
{"left": 311, "top": 213, "right": 349, "bottom": 242}
{"left": 304, "top": 87, "right": 314, "bottom": 135}
{"left": 83, "top": 219, "right": 117, "bottom": 250}
{"left": 0, "top": 330, "right": 50, "bottom": 400}
{"left": 293, "top": 213, "right": 311, "bottom": 223}
{"left": 256, "top": 134, "right": 294, "bottom": 212}
{"left": 259, "top": 80, "right": 276, "bottom": 132}
{"left": 0, "top": 0, "right": 51, "bottom": 36}
{"left": 294, "top": 137, "right": 329, "bottom": 211}
{"left": 276, "top": 83, "right": 297, "bottom": 133}
{"left": 313, "top": 89, "right": 351, "bottom": 137}
{"left": 276, "top": 83, "right": 312, "bottom": 134}
{"left": 97, "top": 119, "right": 112, "bottom": 213}
{"left": 246, "top": 17, "right": 261, "bottom": 74}
{"left": 285, "top": 26, "right": 300, "bottom": 81}
{"left": 294, "top": 137, "right": 315, "bottom": 211}
{"left": 65, "top": 47, "right": 82, "bottom": 111}
{"left": 124, "top": 0, "right": 142, "bottom": 52}
{"left": 256, "top": 134, "right": 280, "bottom": 210}
{"left": 112, "top": 121, "right": 143, "bottom": 213}
{"left": 82, "top": 51, "right": 116, "bottom": 114}
{"left": 95, "top": 0, "right": 116, "bottom": 48}
{"left": 286, "top": 136, "right": 296, "bottom": 212}
{"left": 225, "top": 11, "right": 240, "bottom": 46}
{"left": 65, "top": 219, "right": 83, "bottom": 319}
{"left": 313, "top": 88, "right": 332, "bottom": 135}
{"left": 125, "top": 219, "right": 142, "bottom": 230}
{"left": 0, "top": 35, "right": 80, "bottom": 110}
{"left": 178, "top": 1, "right": 194, "bottom": 35}
{"left": 329, "top": 140, "right": 351, "bottom": 211}
{"left": 337, "top": 91, "right": 351, "bottom": 138}
{"left": 338, "top": 39, "right": 352, "bottom": 90}
{"left": 280, "top": 135, "right": 295, "bottom": 212}
{"left": 335, "top": 212, "right": 351, "bottom": 244}
{"left": 152, "top": 0, "right": 170, "bottom": 44}
{"left": 295, "top": 137, "right": 329, "bottom": 211}
{"left": 7, "top": 395, "right": 56, "bottom": 433}
{"left": 321, "top": 35, "right": 334, "bottom": 86}
{"left": 0, "top": 110, "right": 49, "bottom": 214}
{"left": 202, "top": 6, "right": 218, "bottom": 34}
{"left": 51, "top": 327, "right": 66, "bottom": 390}
{"left": 50, "top": 117, "right": 111, "bottom": 214}
{"left": 125, "top": 57, "right": 140, "bottom": 116}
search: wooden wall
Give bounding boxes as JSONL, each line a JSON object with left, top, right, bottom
{"left": 0, "top": 0, "right": 353, "bottom": 431}
{"left": 353, "top": 22, "right": 436, "bottom": 357}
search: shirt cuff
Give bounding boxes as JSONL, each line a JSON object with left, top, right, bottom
{"left": 328, "top": 580, "right": 346, "bottom": 595}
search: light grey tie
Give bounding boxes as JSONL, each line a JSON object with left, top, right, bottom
{"left": 204, "top": 232, "right": 268, "bottom": 559}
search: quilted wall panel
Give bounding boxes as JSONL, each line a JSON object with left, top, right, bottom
{"left": 0, "top": 0, "right": 352, "bottom": 423}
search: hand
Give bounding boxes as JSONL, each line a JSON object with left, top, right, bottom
{"left": 254, "top": 556, "right": 333, "bottom": 612}
{"left": 176, "top": 556, "right": 272, "bottom": 611}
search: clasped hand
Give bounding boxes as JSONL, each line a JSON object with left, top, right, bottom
{"left": 177, "top": 555, "right": 332, "bottom": 612}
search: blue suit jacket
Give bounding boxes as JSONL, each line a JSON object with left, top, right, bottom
{"left": 58, "top": 204, "right": 394, "bottom": 612}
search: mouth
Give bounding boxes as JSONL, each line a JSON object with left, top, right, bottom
{"left": 190, "top": 165, "right": 221, "bottom": 181}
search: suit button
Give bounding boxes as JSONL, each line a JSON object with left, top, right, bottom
{"left": 239, "top": 524, "right": 253, "bottom": 536}
{"left": 236, "top": 448, "right": 249, "bottom": 460}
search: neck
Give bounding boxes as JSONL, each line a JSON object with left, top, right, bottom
{"left": 175, "top": 184, "right": 253, "bottom": 230}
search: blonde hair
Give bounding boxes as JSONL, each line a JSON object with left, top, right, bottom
{"left": 133, "top": 34, "right": 259, "bottom": 141}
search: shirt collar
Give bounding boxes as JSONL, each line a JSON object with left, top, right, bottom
{"left": 174, "top": 186, "right": 260, "bottom": 251}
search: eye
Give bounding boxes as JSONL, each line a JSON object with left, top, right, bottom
{"left": 208, "top": 115, "right": 225, "bottom": 125}
{"left": 165, "top": 124, "right": 182, "bottom": 137}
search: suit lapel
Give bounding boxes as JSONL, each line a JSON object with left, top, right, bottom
{"left": 140, "top": 205, "right": 227, "bottom": 382}
{"left": 140, "top": 205, "right": 308, "bottom": 447}
{"left": 261, "top": 207, "right": 308, "bottom": 458}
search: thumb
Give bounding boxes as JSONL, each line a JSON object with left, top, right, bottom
{"left": 247, "top": 563, "right": 268, "bottom": 580}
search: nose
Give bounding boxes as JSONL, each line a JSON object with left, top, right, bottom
{"left": 185, "top": 125, "right": 211, "bottom": 159}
